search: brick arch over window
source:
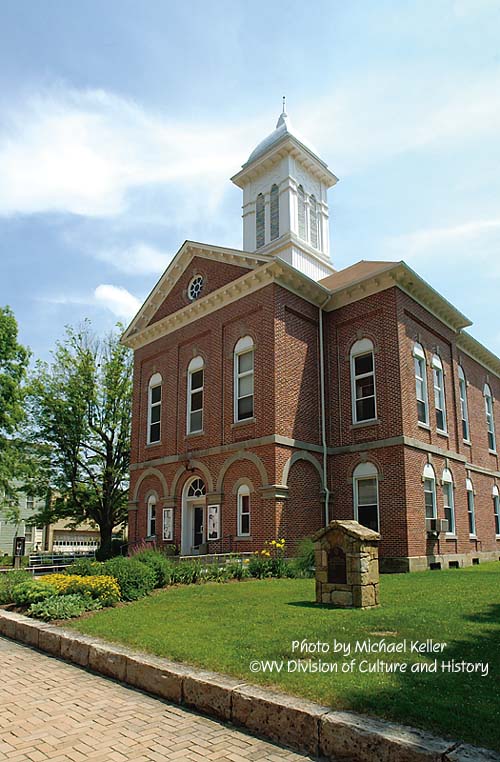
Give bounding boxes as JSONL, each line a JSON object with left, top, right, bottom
{"left": 216, "top": 452, "right": 268, "bottom": 493}
{"left": 280, "top": 459, "right": 323, "bottom": 550}
{"left": 171, "top": 460, "right": 215, "bottom": 497}
{"left": 132, "top": 468, "right": 168, "bottom": 502}
{"left": 281, "top": 451, "right": 324, "bottom": 488}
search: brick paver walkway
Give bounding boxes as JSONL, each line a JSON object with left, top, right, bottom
{"left": 0, "top": 637, "right": 319, "bottom": 761}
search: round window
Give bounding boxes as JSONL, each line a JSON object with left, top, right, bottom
{"left": 188, "top": 275, "right": 204, "bottom": 301}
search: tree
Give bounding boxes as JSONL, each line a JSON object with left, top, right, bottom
{"left": 31, "top": 322, "right": 132, "bottom": 559}
{"left": 0, "top": 306, "right": 30, "bottom": 501}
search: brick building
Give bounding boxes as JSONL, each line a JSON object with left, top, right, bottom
{"left": 122, "top": 108, "right": 500, "bottom": 571}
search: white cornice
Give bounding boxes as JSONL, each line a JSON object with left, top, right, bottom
{"left": 457, "top": 332, "right": 500, "bottom": 379}
{"left": 121, "top": 240, "right": 269, "bottom": 344}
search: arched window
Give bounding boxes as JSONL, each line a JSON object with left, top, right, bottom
{"left": 187, "top": 356, "right": 204, "bottom": 434}
{"left": 353, "top": 462, "right": 379, "bottom": 531}
{"left": 350, "top": 338, "right": 377, "bottom": 423}
{"left": 256, "top": 193, "right": 265, "bottom": 249}
{"left": 147, "top": 373, "right": 162, "bottom": 444}
{"left": 297, "top": 185, "right": 306, "bottom": 240}
{"left": 466, "top": 478, "right": 476, "bottom": 536}
{"left": 442, "top": 468, "right": 455, "bottom": 535}
{"left": 413, "top": 343, "right": 428, "bottom": 425}
{"left": 484, "top": 384, "right": 496, "bottom": 452}
{"left": 234, "top": 336, "right": 255, "bottom": 422}
{"left": 423, "top": 464, "right": 437, "bottom": 520}
{"left": 432, "top": 355, "right": 447, "bottom": 433}
{"left": 458, "top": 366, "right": 470, "bottom": 442}
{"left": 270, "top": 184, "right": 279, "bottom": 241}
{"left": 147, "top": 494, "right": 157, "bottom": 537}
{"left": 493, "top": 485, "right": 500, "bottom": 536}
{"left": 187, "top": 478, "right": 206, "bottom": 498}
{"left": 237, "top": 484, "right": 251, "bottom": 536}
{"left": 309, "top": 194, "right": 318, "bottom": 249}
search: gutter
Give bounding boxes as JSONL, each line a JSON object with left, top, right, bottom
{"left": 319, "top": 296, "right": 331, "bottom": 525}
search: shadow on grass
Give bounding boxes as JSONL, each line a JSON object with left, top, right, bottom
{"left": 337, "top": 602, "right": 500, "bottom": 752}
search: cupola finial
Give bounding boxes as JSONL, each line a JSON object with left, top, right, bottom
{"left": 282, "top": 95, "right": 286, "bottom": 114}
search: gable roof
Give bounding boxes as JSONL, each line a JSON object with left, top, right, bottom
{"left": 319, "top": 260, "right": 397, "bottom": 291}
{"left": 121, "top": 240, "right": 269, "bottom": 345}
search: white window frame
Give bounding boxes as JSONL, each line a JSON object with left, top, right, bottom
{"left": 187, "top": 356, "right": 204, "bottom": 434}
{"left": 237, "top": 485, "right": 251, "bottom": 536}
{"left": 413, "top": 343, "right": 429, "bottom": 426}
{"left": 458, "top": 366, "right": 470, "bottom": 443}
{"left": 484, "top": 384, "right": 496, "bottom": 453}
{"left": 234, "top": 336, "right": 255, "bottom": 423}
{"left": 353, "top": 462, "right": 380, "bottom": 532}
{"left": 270, "top": 184, "right": 279, "bottom": 241}
{"left": 162, "top": 508, "right": 173, "bottom": 542}
{"left": 466, "top": 478, "right": 476, "bottom": 537}
{"left": 442, "top": 468, "right": 455, "bottom": 535}
{"left": 493, "top": 486, "right": 500, "bottom": 537}
{"left": 350, "top": 338, "right": 377, "bottom": 424}
{"left": 147, "top": 372, "right": 162, "bottom": 444}
{"left": 256, "top": 193, "right": 265, "bottom": 249}
{"left": 423, "top": 463, "right": 437, "bottom": 520}
{"left": 147, "top": 494, "right": 157, "bottom": 538}
{"left": 207, "top": 504, "right": 220, "bottom": 541}
{"left": 432, "top": 355, "right": 447, "bottom": 434}
{"left": 297, "top": 185, "right": 306, "bottom": 240}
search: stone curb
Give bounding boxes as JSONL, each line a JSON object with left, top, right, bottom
{"left": 0, "top": 610, "right": 498, "bottom": 762}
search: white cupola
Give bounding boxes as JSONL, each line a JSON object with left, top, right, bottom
{"left": 231, "top": 105, "right": 338, "bottom": 281}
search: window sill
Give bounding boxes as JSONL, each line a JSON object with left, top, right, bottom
{"left": 463, "top": 439, "right": 472, "bottom": 446}
{"left": 445, "top": 534, "right": 457, "bottom": 540}
{"left": 469, "top": 535, "right": 477, "bottom": 540}
{"left": 495, "top": 535, "right": 500, "bottom": 540}
{"left": 488, "top": 450, "right": 497, "bottom": 456}
{"left": 436, "top": 429, "right": 449, "bottom": 438}
{"left": 418, "top": 422, "right": 431, "bottom": 430}
{"left": 232, "top": 417, "right": 256, "bottom": 429}
{"left": 234, "top": 535, "right": 252, "bottom": 541}
{"left": 350, "top": 418, "right": 380, "bottom": 430}
{"left": 185, "top": 430, "right": 204, "bottom": 438}
{"left": 146, "top": 441, "right": 162, "bottom": 448}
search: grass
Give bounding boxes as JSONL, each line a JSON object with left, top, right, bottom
{"left": 68, "top": 563, "right": 500, "bottom": 752}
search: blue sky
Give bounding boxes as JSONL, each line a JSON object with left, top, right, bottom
{"left": 1, "top": 0, "right": 499, "bottom": 360}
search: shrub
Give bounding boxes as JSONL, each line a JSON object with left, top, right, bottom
{"left": 42, "top": 573, "right": 120, "bottom": 606}
{"left": 169, "top": 560, "right": 202, "bottom": 585}
{"left": 132, "top": 550, "right": 173, "bottom": 588}
{"left": 66, "top": 558, "right": 103, "bottom": 576}
{"left": 102, "top": 557, "right": 156, "bottom": 601}
{"left": 291, "top": 537, "right": 315, "bottom": 578}
{"left": 11, "top": 580, "right": 57, "bottom": 606}
{"left": 247, "top": 555, "right": 272, "bottom": 579}
{"left": 28, "top": 593, "right": 101, "bottom": 621}
{"left": 0, "top": 570, "right": 32, "bottom": 603}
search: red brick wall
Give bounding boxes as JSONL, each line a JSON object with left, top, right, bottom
{"left": 148, "top": 256, "right": 250, "bottom": 325}
{"left": 280, "top": 459, "right": 323, "bottom": 550}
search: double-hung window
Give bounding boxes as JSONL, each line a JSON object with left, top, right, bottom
{"left": 432, "top": 355, "right": 447, "bottom": 433}
{"left": 147, "top": 373, "right": 162, "bottom": 444}
{"left": 466, "top": 478, "right": 476, "bottom": 536}
{"left": 353, "top": 462, "right": 379, "bottom": 532}
{"left": 187, "top": 357, "right": 204, "bottom": 434}
{"left": 234, "top": 336, "right": 254, "bottom": 422}
{"left": 413, "top": 343, "right": 428, "bottom": 425}
{"left": 484, "top": 384, "right": 496, "bottom": 452}
{"left": 458, "top": 366, "right": 470, "bottom": 442}
{"left": 423, "top": 464, "right": 437, "bottom": 520}
{"left": 493, "top": 486, "right": 500, "bottom": 536}
{"left": 351, "top": 339, "right": 376, "bottom": 423}
{"left": 442, "top": 468, "right": 455, "bottom": 534}
{"left": 237, "top": 485, "right": 251, "bottom": 536}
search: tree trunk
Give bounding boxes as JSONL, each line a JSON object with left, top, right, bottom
{"left": 97, "top": 523, "right": 114, "bottom": 560}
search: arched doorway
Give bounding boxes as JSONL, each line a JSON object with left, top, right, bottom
{"left": 181, "top": 476, "right": 207, "bottom": 555}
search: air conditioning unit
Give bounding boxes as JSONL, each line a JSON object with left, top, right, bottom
{"left": 425, "top": 518, "right": 449, "bottom": 534}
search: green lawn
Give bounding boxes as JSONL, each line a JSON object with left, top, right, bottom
{"left": 68, "top": 563, "right": 500, "bottom": 751}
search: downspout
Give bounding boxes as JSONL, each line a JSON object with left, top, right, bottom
{"left": 319, "top": 295, "right": 331, "bottom": 526}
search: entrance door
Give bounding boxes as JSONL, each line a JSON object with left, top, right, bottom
{"left": 193, "top": 505, "right": 204, "bottom": 548}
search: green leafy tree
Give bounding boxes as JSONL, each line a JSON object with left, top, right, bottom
{"left": 31, "top": 322, "right": 132, "bottom": 559}
{"left": 0, "top": 306, "right": 30, "bottom": 502}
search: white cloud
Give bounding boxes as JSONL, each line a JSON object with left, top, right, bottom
{"left": 95, "top": 242, "right": 173, "bottom": 275}
{"left": 0, "top": 85, "right": 257, "bottom": 219}
{"left": 41, "top": 283, "right": 141, "bottom": 321}
{"left": 93, "top": 284, "right": 141, "bottom": 319}
{"left": 387, "top": 218, "right": 500, "bottom": 259}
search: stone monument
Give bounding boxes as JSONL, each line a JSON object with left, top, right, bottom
{"left": 312, "top": 520, "right": 380, "bottom": 608}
